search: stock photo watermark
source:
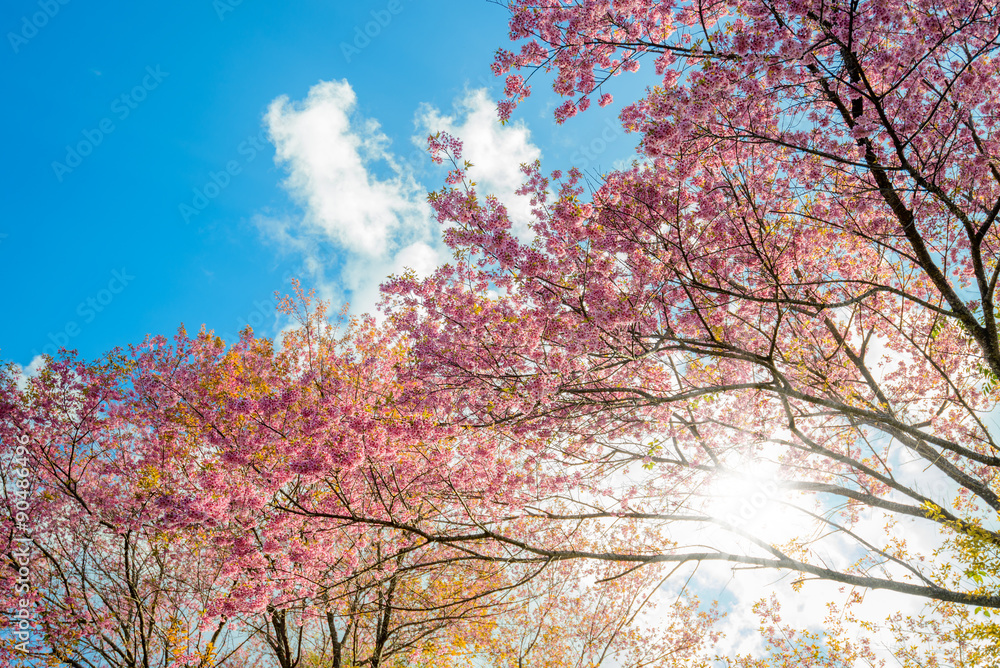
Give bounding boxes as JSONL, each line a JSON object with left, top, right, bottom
{"left": 570, "top": 117, "right": 623, "bottom": 170}
{"left": 9, "top": 432, "right": 35, "bottom": 652}
{"left": 340, "top": 0, "right": 404, "bottom": 63}
{"left": 51, "top": 65, "right": 169, "bottom": 182}
{"left": 220, "top": 298, "right": 277, "bottom": 344}
{"left": 178, "top": 128, "right": 269, "bottom": 224}
{"left": 218, "top": 270, "right": 297, "bottom": 343}
{"left": 213, "top": 0, "right": 250, "bottom": 21}
{"left": 720, "top": 478, "right": 780, "bottom": 527}
{"left": 32, "top": 267, "right": 135, "bottom": 358}
{"left": 700, "top": 472, "right": 784, "bottom": 538}
{"left": 7, "top": 0, "right": 70, "bottom": 54}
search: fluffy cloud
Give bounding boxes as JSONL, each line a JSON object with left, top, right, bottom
{"left": 260, "top": 80, "right": 541, "bottom": 316}
{"left": 13, "top": 355, "right": 46, "bottom": 392}
{"left": 416, "top": 88, "right": 541, "bottom": 237}
{"left": 262, "top": 80, "right": 438, "bottom": 313}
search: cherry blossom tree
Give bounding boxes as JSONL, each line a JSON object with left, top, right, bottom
{"left": 1, "top": 282, "right": 721, "bottom": 667}
{"left": 379, "top": 0, "right": 1000, "bottom": 652}
{"left": 451, "top": 560, "right": 721, "bottom": 668}
{"left": 0, "top": 356, "right": 264, "bottom": 668}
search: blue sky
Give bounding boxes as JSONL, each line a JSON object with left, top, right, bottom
{"left": 1, "top": 0, "right": 639, "bottom": 368}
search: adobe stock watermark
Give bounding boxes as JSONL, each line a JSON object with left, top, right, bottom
{"left": 7, "top": 0, "right": 71, "bottom": 54}
{"left": 213, "top": 0, "right": 245, "bottom": 21}
{"left": 9, "top": 432, "right": 35, "bottom": 652}
{"left": 714, "top": 477, "right": 781, "bottom": 531}
{"left": 219, "top": 298, "right": 276, "bottom": 345}
{"left": 341, "top": 0, "right": 404, "bottom": 63}
{"left": 570, "top": 117, "right": 623, "bottom": 171}
{"left": 32, "top": 268, "right": 135, "bottom": 358}
{"left": 217, "top": 271, "right": 296, "bottom": 344}
{"left": 51, "top": 65, "right": 169, "bottom": 182}
{"left": 179, "top": 128, "right": 269, "bottom": 224}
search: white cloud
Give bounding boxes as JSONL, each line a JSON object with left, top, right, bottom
{"left": 262, "top": 80, "right": 441, "bottom": 316}
{"left": 14, "top": 355, "right": 45, "bottom": 392}
{"left": 416, "top": 88, "right": 541, "bottom": 238}
{"left": 260, "top": 81, "right": 542, "bottom": 316}
{"left": 266, "top": 80, "right": 430, "bottom": 259}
